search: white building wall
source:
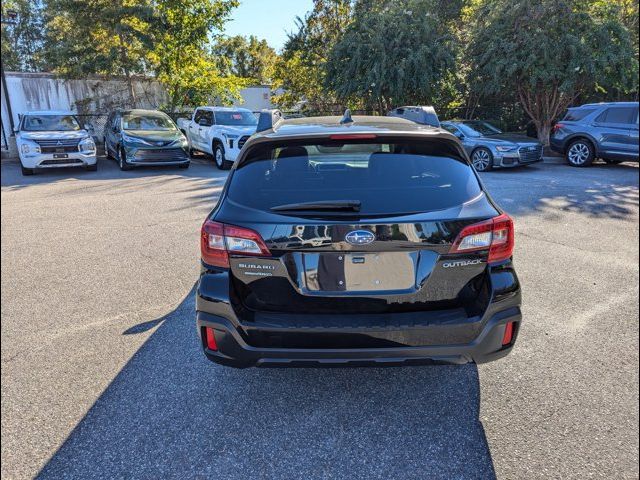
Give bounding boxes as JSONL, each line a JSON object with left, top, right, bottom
{"left": 233, "top": 86, "right": 280, "bottom": 111}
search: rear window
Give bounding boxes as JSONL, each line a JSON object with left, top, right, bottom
{"left": 226, "top": 139, "right": 482, "bottom": 216}
{"left": 563, "top": 108, "right": 595, "bottom": 121}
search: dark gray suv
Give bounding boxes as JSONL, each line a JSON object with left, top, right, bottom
{"left": 550, "top": 102, "right": 639, "bottom": 167}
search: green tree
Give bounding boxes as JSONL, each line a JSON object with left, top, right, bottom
{"left": 325, "top": 0, "right": 456, "bottom": 114}
{"left": 213, "top": 35, "right": 278, "bottom": 84}
{"left": 467, "top": 0, "right": 638, "bottom": 144}
{"left": 45, "top": 0, "right": 155, "bottom": 105}
{"left": 151, "top": 0, "right": 246, "bottom": 109}
{"left": 1, "top": 0, "right": 47, "bottom": 71}
{"left": 273, "top": 0, "right": 353, "bottom": 111}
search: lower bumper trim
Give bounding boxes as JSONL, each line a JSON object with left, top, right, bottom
{"left": 196, "top": 308, "right": 521, "bottom": 368}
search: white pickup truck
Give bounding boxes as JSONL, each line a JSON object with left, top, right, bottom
{"left": 177, "top": 106, "right": 258, "bottom": 169}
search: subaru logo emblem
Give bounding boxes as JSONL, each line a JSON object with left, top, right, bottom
{"left": 345, "top": 230, "right": 375, "bottom": 245}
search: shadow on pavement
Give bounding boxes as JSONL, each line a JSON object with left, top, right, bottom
{"left": 481, "top": 163, "right": 639, "bottom": 220}
{"left": 38, "top": 287, "right": 495, "bottom": 480}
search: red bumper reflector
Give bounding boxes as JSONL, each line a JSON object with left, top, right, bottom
{"left": 205, "top": 327, "right": 218, "bottom": 351}
{"left": 502, "top": 322, "right": 515, "bottom": 346}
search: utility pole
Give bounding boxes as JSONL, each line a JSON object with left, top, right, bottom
{"left": 1, "top": 8, "right": 18, "bottom": 135}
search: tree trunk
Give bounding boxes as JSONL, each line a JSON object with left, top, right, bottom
{"left": 117, "top": 32, "right": 137, "bottom": 108}
{"left": 124, "top": 68, "right": 137, "bottom": 108}
{"left": 536, "top": 121, "right": 552, "bottom": 146}
{"left": 517, "top": 84, "right": 570, "bottom": 147}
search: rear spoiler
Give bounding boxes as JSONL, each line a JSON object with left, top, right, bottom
{"left": 256, "top": 109, "right": 283, "bottom": 133}
{"left": 387, "top": 106, "right": 440, "bottom": 128}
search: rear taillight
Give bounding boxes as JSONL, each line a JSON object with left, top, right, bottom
{"left": 450, "top": 213, "right": 515, "bottom": 263}
{"left": 201, "top": 220, "right": 271, "bottom": 268}
{"left": 552, "top": 123, "right": 564, "bottom": 132}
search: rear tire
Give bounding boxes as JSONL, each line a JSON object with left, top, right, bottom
{"left": 119, "top": 147, "right": 132, "bottom": 171}
{"left": 21, "top": 164, "right": 35, "bottom": 176}
{"left": 471, "top": 147, "right": 494, "bottom": 172}
{"left": 566, "top": 139, "right": 594, "bottom": 167}
{"left": 213, "top": 143, "right": 231, "bottom": 170}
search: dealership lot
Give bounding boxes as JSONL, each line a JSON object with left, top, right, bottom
{"left": 1, "top": 157, "right": 638, "bottom": 479}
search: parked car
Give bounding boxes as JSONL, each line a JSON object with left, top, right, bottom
{"left": 196, "top": 110, "right": 521, "bottom": 368}
{"left": 15, "top": 110, "right": 97, "bottom": 176}
{"left": 441, "top": 120, "right": 543, "bottom": 172}
{"left": 550, "top": 102, "right": 639, "bottom": 167}
{"left": 387, "top": 105, "right": 440, "bottom": 127}
{"left": 104, "top": 109, "right": 190, "bottom": 170}
{"left": 177, "top": 107, "right": 258, "bottom": 170}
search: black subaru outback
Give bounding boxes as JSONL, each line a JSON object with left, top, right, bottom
{"left": 196, "top": 110, "right": 521, "bottom": 368}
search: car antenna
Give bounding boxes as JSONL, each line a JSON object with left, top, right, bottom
{"left": 340, "top": 109, "right": 354, "bottom": 125}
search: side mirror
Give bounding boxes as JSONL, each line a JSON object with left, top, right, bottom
{"left": 198, "top": 118, "right": 210, "bottom": 127}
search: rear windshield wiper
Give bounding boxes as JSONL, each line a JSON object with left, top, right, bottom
{"left": 271, "top": 200, "right": 361, "bottom": 212}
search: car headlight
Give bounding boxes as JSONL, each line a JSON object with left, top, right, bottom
{"left": 122, "top": 133, "right": 152, "bottom": 146}
{"left": 20, "top": 142, "right": 41, "bottom": 155}
{"left": 496, "top": 145, "right": 518, "bottom": 152}
{"left": 79, "top": 137, "right": 96, "bottom": 152}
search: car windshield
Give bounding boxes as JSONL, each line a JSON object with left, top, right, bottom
{"left": 228, "top": 139, "right": 482, "bottom": 216}
{"left": 22, "top": 115, "right": 81, "bottom": 132}
{"left": 122, "top": 113, "right": 176, "bottom": 131}
{"left": 215, "top": 111, "right": 258, "bottom": 126}
{"left": 459, "top": 121, "right": 502, "bottom": 137}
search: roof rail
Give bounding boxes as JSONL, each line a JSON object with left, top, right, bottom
{"left": 256, "top": 109, "right": 283, "bottom": 133}
{"left": 387, "top": 105, "right": 440, "bottom": 128}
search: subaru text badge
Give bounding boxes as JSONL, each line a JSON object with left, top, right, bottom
{"left": 345, "top": 230, "right": 375, "bottom": 245}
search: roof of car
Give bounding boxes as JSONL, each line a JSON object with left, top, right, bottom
{"left": 23, "top": 110, "right": 75, "bottom": 116}
{"left": 119, "top": 109, "right": 169, "bottom": 115}
{"left": 197, "top": 106, "right": 253, "bottom": 112}
{"left": 576, "top": 102, "right": 639, "bottom": 108}
{"left": 253, "top": 115, "right": 450, "bottom": 139}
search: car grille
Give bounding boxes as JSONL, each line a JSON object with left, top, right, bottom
{"left": 238, "top": 135, "right": 250, "bottom": 149}
{"left": 40, "top": 158, "right": 83, "bottom": 165}
{"left": 132, "top": 148, "right": 189, "bottom": 162}
{"left": 34, "top": 138, "right": 80, "bottom": 153}
{"left": 519, "top": 145, "right": 543, "bottom": 163}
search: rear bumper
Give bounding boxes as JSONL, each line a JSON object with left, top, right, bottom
{"left": 196, "top": 306, "right": 521, "bottom": 368}
{"left": 549, "top": 137, "right": 566, "bottom": 154}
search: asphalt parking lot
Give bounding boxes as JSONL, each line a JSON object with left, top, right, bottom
{"left": 1, "top": 155, "right": 638, "bottom": 479}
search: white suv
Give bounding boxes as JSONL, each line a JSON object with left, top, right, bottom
{"left": 16, "top": 111, "right": 97, "bottom": 176}
{"left": 177, "top": 107, "right": 257, "bottom": 170}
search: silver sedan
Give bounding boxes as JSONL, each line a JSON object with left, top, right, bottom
{"left": 441, "top": 120, "right": 543, "bottom": 171}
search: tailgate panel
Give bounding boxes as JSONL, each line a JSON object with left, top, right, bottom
{"left": 303, "top": 252, "right": 417, "bottom": 293}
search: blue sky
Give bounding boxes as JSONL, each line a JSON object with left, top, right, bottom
{"left": 223, "top": 0, "right": 315, "bottom": 51}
